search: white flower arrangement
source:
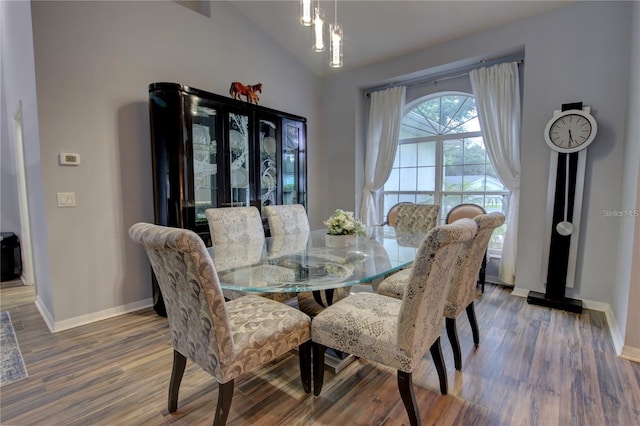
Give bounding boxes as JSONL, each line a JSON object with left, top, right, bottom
{"left": 324, "top": 209, "right": 366, "bottom": 236}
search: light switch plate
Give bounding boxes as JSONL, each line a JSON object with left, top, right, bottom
{"left": 57, "top": 192, "right": 76, "bottom": 207}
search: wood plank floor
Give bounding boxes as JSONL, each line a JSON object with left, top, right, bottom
{"left": 1, "top": 282, "right": 638, "bottom": 425}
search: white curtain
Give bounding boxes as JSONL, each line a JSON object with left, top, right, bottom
{"left": 470, "top": 62, "right": 521, "bottom": 285}
{"left": 360, "top": 86, "right": 406, "bottom": 226}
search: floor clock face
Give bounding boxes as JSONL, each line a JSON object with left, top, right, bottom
{"left": 544, "top": 109, "right": 598, "bottom": 154}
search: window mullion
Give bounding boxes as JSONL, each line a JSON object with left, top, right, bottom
{"left": 435, "top": 135, "right": 444, "bottom": 212}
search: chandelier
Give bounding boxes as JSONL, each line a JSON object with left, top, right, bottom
{"left": 300, "top": 0, "right": 343, "bottom": 68}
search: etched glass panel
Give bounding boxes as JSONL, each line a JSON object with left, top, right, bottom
{"left": 192, "top": 105, "right": 218, "bottom": 223}
{"left": 283, "top": 123, "right": 300, "bottom": 204}
{"left": 229, "top": 113, "right": 250, "bottom": 206}
{"left": 259, "top": 119, "right": 278, "bottom": 207}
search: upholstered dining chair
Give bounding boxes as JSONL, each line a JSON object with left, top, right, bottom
{"left": 262, "top": 204, "right": 349, "bottom": 315}
{"left": 382, "top": 202, "right": 413, "bottom": 226}
{"left": 377, "top": 212, "right": 505, "bottom": 371}
{"left": 263, "top": 204, "right": 310, "bottom": 236}
{"left": 394, "top": 203, "right": 440, "bottom": 234}
{"left": 206, "top": 206, "right": 294, "bottom": 302}
{"left": 446, "top": 203, "right": 488, "bottom": 292}
{"left": 129, "top": 223, "right": 311, "bottom": 426}
{"left": 205, "top": 206, "right": 265, "bottom": 244}
{"left": 311, "top": 220, "right": 477, "bottom": 426}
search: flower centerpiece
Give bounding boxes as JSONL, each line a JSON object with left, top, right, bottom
{"left": 323, "top": 209, "right": 365, "bottom": 247}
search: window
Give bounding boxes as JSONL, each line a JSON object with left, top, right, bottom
{"left": 382, "top": 92, "right": 509, "bottom": 252}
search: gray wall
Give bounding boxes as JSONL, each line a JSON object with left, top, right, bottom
{"left": 27, "top": 0, "right": 319, "bottom": 326}
{"left": 616, "top": 1, "right": 640, "bottom": 355}
{"left": 319, "top": 1, "right": 638, "bottom": 349}
{"left": 1, "top": 0, "right": 53, "bottom": 311}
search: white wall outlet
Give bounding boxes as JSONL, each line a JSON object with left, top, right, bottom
{"left": 57, "top": 192, "right": 76, "bottom": 207}
{"left": 59, "top": 153, "right": 80, "bottom": 166}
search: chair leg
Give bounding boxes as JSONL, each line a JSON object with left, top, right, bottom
{"left": 214, "top": 380, "right": 234, "bottom": 426}
{"left": 397, "top": 371, "right": 421, "bottom": 426}
{"left": 445, "top": 317, "right": 462, "bottom": 371}
{"left": 299, "top": 341, "right": 312, "bottom": 393}
{"left": 429, "top": 337, "right": 448, "bottom": 395}
{"left": 466, "top": 302, "right": 480, "bottom": 346}
{"left": 479, "top": 252, "right": 487, "bottom": 293}
{"left": 168, "top": 350, "right": 187, "bottom": 413}
{"left": 312, "top": 343, "right": 326, "bottom": 396}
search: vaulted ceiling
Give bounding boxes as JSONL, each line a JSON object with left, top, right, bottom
{"left": 228, "top": 1, "right": 574, "bottom": 76}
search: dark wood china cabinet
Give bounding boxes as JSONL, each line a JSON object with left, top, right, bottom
{"left": 148, "top": 82, "right": 307, "bottom": 315}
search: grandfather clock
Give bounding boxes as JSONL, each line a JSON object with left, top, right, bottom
{"left": 527, "top": 102, "right": 597, "bottom": 314}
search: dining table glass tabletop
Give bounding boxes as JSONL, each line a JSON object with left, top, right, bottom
{"left": 209, "top": 227, "right": 427, "bottom": 293}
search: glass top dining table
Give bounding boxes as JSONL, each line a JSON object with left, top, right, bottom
{"left": 209, "top": 227, "right": 427, "bottom": 293}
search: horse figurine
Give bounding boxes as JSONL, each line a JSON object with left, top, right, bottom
{"left": 229, "top": 82, "right": 263, "bottom": 104}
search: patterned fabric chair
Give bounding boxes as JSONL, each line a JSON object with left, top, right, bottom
{"left": 205, "top": 206, "right": 265, "bottom": 244}
{"left": 394, "top": 203, "right": 440, "bottom": 234}
{"left": 129, "top": 223, "right": 311, "bottom": 425}
{"left": 377, "top": 212, "right": 505, "bottom": 371}
{"left": 206, "top": 206, "right": 293, "bottom": 302}
{"left": 446, "top": 203, "right": 488, "bottom": 293}
{"left": 263, "top": 204, "right": 310, "bottom": 236}
{"left": 381, "top": 202, "right": 413, "bottom": 226}
{"left": 262, "top": 204, "right": 348, "bottom": 315}
{"left": 311, "top": 220, "right": 477, "bottom": 426}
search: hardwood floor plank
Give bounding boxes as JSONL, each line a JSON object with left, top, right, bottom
{"left": 1, "top": 284, "right": 639, "bottom": 425}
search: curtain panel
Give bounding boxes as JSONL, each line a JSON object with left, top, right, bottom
{"left": 470, "top": 62, "right": 521, "bottom": 285}
{"left": 360, "top": 86, "right": 406, "bottom": 226}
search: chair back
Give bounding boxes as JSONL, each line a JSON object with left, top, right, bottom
{"left": 268, "top": 232, "right": 310, "bottom": 258}
{"left": 383, "top": 202, "right": 413, "bottom": 227}
{"left": 445, "top": 203, "right": 486, "bottom": 224}
{"left": 397, "top": 219, "right": 477, "bottom": 358}
{"left": 444, "top": 212, "right": 505, "bottom": 317}
{"left": 263, "top": 204, "right": 310, "bottom": 235}
{"left": 394, "top": 203, "right": 440, "bottom": 233}
{"left": 129, "top": 223, "right": 233, "bottom": 381}
{"left": 205, "top": 206, "right": 265, "bottom": 244}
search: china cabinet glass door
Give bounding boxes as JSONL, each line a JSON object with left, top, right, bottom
{"left": 191, "top": 103, "right": 219, "bottom": 225}
{"left": 259, "top": 118, "right": 278, "bottom": 207}
{"left": 228, "top": 112, "right": 251, "bottom": 207}
{"left": 283, "top": 119, "right": 305, "bottom": 205}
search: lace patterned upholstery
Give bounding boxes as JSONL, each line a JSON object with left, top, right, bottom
{"left": 444, "top": 212, "right": 505, "bottom": 319}
{"left": 394, "top": 203, "right": 440, "bottom": 234}
{"left": 377, "top": 212, "right": 505, "bottom": 371}
{"left": 129, "top": 223, "right": 311, "bottom": 424}
{"left": 205, "top": 206, "right": 265, "bottom": 244}
{"left": 375, "top": 268, "right": 411, "bottom": 299}
{"left": 310, "top": 220, "right": 477, "bottom": 424}
{"left": 263, "top": 204, "right": 310, "bottom": 236}
{"left": 383, "top": 202, "right": 412, "bottom": 226}
{"left": 206, "top": 207, "right": 294, "bottom": 302}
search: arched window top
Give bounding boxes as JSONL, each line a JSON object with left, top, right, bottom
{"left": 400, "top": 93, "right": 480, "bottom": 139}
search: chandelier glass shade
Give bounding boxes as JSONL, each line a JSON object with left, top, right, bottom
{"left": 329, "top": 23, "right": 343, "bottom": 68}
{"left": 300, "top": 0, "right": 312, "bottom": 26}
{"left": 313, "top": 7, "right": 325, "bottom": 52}
{"left": 300, "top": 0, "right": 342, "bottom": 67}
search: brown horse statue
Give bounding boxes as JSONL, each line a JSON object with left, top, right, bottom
{"left": 229, "top": 82, "right": 262, "bottom": 104}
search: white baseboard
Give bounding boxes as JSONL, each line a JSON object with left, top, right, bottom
{"left": 509, "top": 287, "right": 635, "bottom": 359}
{"left": 34, "top": 296, "right": 55, "bottom": 333}
{"left": 620, "top": 345, "right": 640, "bottom": 363}
{"left": 510, "top": 286, "right": 530, "bottom": 298}
{"left": 33, "top": 298, "right": 153, "bottom": 333}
